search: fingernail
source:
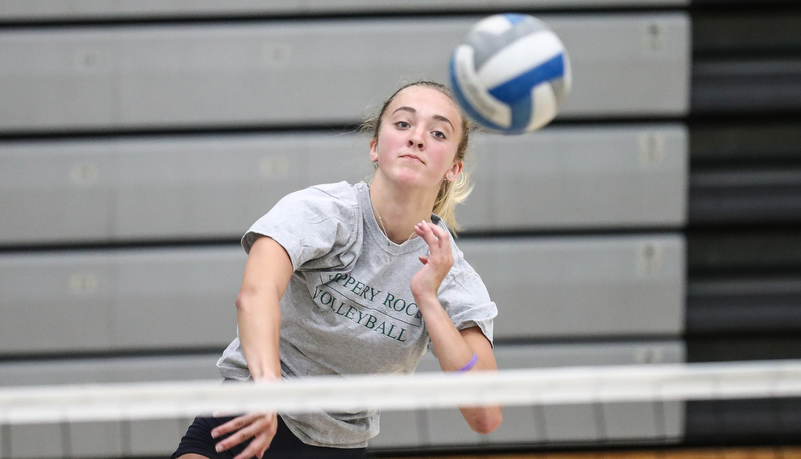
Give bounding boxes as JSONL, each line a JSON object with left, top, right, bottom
{"left": 215, "top": 444, "right": 223, "bottom": 452}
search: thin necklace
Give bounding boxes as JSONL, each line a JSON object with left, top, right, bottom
{"left": 372, "top": 203, "right": 417, "bottom": 245}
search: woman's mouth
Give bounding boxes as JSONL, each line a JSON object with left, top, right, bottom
{"left": 400, "top": 154, "right": 424, "bottom": 164}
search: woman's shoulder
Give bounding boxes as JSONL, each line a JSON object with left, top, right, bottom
{"left": 243, "top": 181, "right": 366, "bottom": 267}
{"left": 276, "top": 181, "right": 363, "bottom": 216}
{"left": 308, "top": 180, "right": 358, "bottom": 196}
{"left": 291, "top": 181, "right": 363, "bottom": 208}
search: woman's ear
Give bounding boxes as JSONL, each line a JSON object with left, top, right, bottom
{"left": 447, "top": 160, "right": 464, "bottom": 181}
{"left": 369, "top": 138, "right": 378, "bottom": 163}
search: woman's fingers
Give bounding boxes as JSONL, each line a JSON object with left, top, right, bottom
{"left": 417, "top": 222, "right": 453, "bottom": 266}
{"left": 414, "top": 221, "right": 436, "bottom": 246}
{"left": 416, "top": 221, "right": 450, "bottom": 252}
{"left": 427, "top": 222, "right": 449, "bottom": 241}
{"left": 216, "top": 419, "right": 259, "bottom": 452}
{"left": 411, "top": 222, "right": 455, "bottom": 301}
{"left": 231, "top": 415, "right": 278, "bottom": 459}
{"left": 212, "top": 413, "right": 258, "bottom": 439}
{"left": 232, "top": 431, "right": 271, "bottom": 459}
{"left": 213, "top": 412, "right": 277, "bottom": 454}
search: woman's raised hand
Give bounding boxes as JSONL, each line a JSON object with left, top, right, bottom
{"left": 211, "top": 412, "right": 278, "bottom": 459}
{"left": 411, "top": 221, "right": 454, "bottom": 304}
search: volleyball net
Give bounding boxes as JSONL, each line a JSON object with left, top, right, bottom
{"left": 2, "top": 359, "right": 800, "bottom": 424}
{"left": 1, "top": 359, "right": 800, "bottom": 457}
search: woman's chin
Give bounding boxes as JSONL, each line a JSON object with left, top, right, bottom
{"left": 374, "top": 168, "right": 440, "bottom": 194}
{"left": 392, "top": 174, "right": 439, "bottom": 191}
{"left": 386, "top": 167, "right": 433, "bottom": 185}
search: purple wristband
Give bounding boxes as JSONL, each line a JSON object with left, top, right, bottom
{"left": 456, "top": 353, "right": 478, "bottom": 373}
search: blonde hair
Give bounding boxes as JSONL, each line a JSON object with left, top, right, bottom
{"left": 364, "top": 81, "right": 473, "bottom": 233}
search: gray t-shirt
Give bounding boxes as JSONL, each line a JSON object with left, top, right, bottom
{"left": 217, "top": 181, "right": 497, "bottom": 448}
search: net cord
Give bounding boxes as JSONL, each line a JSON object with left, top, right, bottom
{"left": 1, "top": 360, "right": 800, "bottom": 425}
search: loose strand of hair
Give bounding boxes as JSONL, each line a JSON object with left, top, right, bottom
{"left": 433, "top": 171, "right": 472, "bottom": 235}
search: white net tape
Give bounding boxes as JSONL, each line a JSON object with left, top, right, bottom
{"left": 2, "top": 360, "right": 800, "bottom": 425}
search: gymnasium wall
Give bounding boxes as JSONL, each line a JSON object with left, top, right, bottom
{"left": 0, "top": 0, "right": 797, "bottom": 457}
{"left": 684, "top": 0, "right": 801, "bottom": 446}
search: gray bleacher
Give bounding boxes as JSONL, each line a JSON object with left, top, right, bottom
{"left": 0, "top": 233, "right": 686, "bottom": 455}
{"left": 374, "top": 342, "right": 685, "bottom": 448}
{"left": 0, "top": 1, "right": 691, "bottom": 456}
{"left": 462, "top": 125, "right": 688, "bottom": 230}
{"left": 0, "top": 235, "right": 683, "bottom": 354}
{"left": 0, "top": 14, "right": 688, "bottom": 132}
{"left": 0, "top": 125, "right": 686, "bottom": 244}
{"left": 463, "top": 235, "right": 685, "bottom": 339}
{"left": 0, "top": 0, "right": 690, "bottom": 20}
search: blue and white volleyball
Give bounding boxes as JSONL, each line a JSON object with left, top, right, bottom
{"left": 449, "top": 14, "right": 571, "bottom": 134}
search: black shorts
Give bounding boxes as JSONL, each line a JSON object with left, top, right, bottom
{"left": 172, "top": 414, "right": 367, "bottom": 459}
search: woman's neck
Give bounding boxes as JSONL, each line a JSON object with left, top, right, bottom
{"left": 369, "top": 174, "right": 438, "bottom": 244}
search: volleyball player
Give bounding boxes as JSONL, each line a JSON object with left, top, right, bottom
{"left": 173, "top": 81, "right": 502, "bottom": 459}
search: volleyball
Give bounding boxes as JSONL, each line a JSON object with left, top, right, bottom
{"left": 449, "top": 14, "right": 572, "bottom": 134}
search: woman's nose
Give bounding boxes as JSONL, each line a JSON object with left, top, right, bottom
{"left": 408, "top": 130, "right": 425, "bottom": 149}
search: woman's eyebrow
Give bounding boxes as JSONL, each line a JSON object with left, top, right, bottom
{"left": 392, "top": 106, "right": 416, "bottom": 116}
{"left": 432, "top": 114, "right": 455, "bottom": 130}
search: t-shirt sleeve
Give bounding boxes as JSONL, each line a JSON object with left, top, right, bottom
{"left": 241, "top": 182, "right": 361, "bottom": 272}
{"left": 437, "top": 257, "right": 498, "bottom": 348}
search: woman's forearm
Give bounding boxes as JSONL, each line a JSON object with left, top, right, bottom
{"left": 410, "top": 222, "right": 503, "bottom": 433}
{"left": 418, "top": 296, "right": 485, "bottom": 371}
{"left": 417, "top": 295, "right": 503, "bottom": 434}
{"left": 236, "top": 289, "right": 282, "bottom": 382}
{"left": 235, "top": 236, "right": 294, "bottom": 382}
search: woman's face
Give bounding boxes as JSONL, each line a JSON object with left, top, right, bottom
{"left": 370, "top": 85, "right": 463, "bottom": 191}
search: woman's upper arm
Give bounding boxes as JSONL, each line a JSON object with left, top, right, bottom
{"left": 459, "top": 326, "right": 497, "bottom": 371}
{"left": 239, "top": 236, "right": 295, "bottom": 300}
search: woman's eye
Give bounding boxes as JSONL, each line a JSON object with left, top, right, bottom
{"left": 432, "top": 131, "right": 446, "bottom": 139}
{"left": 396, "top": 121, "right": 410, "bottom": 128}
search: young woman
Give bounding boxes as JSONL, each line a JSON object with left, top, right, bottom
{"left": 173, "top": 81, "right": 502, "bottom": 459}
